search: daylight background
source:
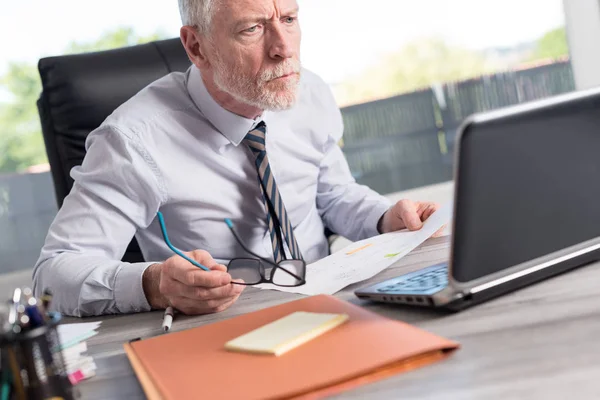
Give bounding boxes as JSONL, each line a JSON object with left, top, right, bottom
{"left": 0, "top": 0, "right": 572, "bottom": 271}
{"left": 0, "top": 0, "right": 568, "bottom": 173}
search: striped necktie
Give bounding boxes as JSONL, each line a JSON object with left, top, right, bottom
{"left": 243, "top": 121, "right": 303, "bottom": 263}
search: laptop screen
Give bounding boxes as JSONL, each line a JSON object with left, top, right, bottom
{"left": 451, "top": 92, "right": 600, "bottom": 283}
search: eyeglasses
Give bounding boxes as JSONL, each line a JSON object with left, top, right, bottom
{"left": 156, "top": 212, "right": 306, "bottom": 287}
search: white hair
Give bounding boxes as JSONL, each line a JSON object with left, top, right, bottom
{"left": 178, "top": 0, "right": 217, "bottom": 35}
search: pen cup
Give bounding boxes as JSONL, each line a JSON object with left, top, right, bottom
{"left": 0, "top": 313, "right": 77, "bottom": 400}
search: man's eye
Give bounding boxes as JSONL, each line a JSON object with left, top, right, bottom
{"left": 245, "top": 25, "right": 259, "bottom": 33}
{"left": 284, "top": 17, "right": 296, "bottom": 24}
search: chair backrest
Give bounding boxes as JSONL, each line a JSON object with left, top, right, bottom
{"left": 37, "top": 38, "right": 191, "bottom": 262}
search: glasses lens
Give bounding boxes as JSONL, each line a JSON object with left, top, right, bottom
{"left": 228, "top": 258, "right": 263, "bottom": 285}
{"left": 272, "top": 260, "right": 306, "bottom": 286}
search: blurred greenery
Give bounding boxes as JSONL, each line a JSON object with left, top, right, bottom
{"left": 530, "top": 27, "right": 569, "bottom": 60}
{"left": 0, "top": 27, "right": 166, "bottom": 173}
{"left": 334, "top": 37, "right": 500, "bottom": 106}
{"left": 0, "top": 25, "right": 571, "bottom": 172}
{"left": 334, "top": 27, "right": 570, "bottom": 106}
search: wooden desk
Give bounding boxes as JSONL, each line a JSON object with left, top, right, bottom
{"left": 74, "top": 236, "right": 600, "bottom": 399}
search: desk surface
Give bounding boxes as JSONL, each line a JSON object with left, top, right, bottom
{"left": 74, "top": 236, "right": 600, "bottom": 399}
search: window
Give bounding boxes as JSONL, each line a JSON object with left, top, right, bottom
{"left": 299, "top": 0, "right": 572, "bottom": 195}
{"left": 0, "top": 0, "right": 582, "bottom": 271}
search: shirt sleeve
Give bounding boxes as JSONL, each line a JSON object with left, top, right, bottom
{"left": 32, "top": 125, "right": 165, "bottom": 317}
{"left": 315, "top": 85, "right": 392, "bottom": 242}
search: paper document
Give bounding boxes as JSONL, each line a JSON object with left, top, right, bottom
{"left": 57, "top": 321, "right": 102, "bottom": 350}
{"left": 257, "top": 203, "right": 452, "bottom": 295}
{"left": 52, "top": 322, "right": 101, "bottom": 384}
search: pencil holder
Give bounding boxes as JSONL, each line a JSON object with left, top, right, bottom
{"left": 0, "top": 313, "right": 77, "bottom": 400}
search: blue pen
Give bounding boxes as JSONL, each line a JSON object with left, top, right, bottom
{"left": 25, "top": 297, "right": 45, "bottom": 328}
{"left": 156, "top": 211, "right": 210, "bottom": 271}
{"left": 21, "top": 288, "right": 44, "bottom": 329}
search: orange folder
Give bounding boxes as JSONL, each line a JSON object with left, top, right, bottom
{"left": 124, "top": 295, "right": 459, "bottom": 400}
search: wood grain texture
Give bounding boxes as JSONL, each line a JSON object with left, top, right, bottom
{"left": 72, "top": 236, "right": 600, "bottom": 400}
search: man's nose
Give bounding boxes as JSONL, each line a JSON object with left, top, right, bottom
{"left": 268, "top": 23, "right": 295, "bottom": 60}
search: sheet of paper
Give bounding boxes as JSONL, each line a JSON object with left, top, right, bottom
{"left": 57, "top": 321, "right": 102, "bottom": 350}
{"left": 257, "top": 203, "right": 452, "bottom": 295}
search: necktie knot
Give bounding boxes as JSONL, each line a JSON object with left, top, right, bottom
{"left": 244, "top": 121, "right": 267, "bottom": 153}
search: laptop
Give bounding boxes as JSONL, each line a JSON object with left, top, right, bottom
{"left": 355, "top": 86, "right": 600, "bottom": 311}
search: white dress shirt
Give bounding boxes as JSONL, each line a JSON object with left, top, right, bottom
{"left": 33, "top": 65, "right": 392, "bottom": 317}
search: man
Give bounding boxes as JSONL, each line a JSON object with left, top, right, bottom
{"left": 33, "top": 0, "right": 442, "bottom": 317}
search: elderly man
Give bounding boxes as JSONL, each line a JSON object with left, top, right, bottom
{"left": 33, "top": 0, "right": 441, "bottom": 317}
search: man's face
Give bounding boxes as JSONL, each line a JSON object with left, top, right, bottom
{"left": 206, "top": 0, "right": 301, "bottom": 111}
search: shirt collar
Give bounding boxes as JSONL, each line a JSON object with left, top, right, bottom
{"left": 186, "top": 65, "right": 260, "bottom": 148}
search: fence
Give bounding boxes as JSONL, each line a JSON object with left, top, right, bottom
{"left": 339, "top": 59, "right": 576, "bottom": 194}
{"left": 0, "top": 60, "right": 576, "bottom": 272}
{"left": 0, "top": 171, "right": 57, "bottom": 273}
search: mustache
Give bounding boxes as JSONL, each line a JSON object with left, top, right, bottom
{"left": 260, "top": 59, "right": 301, "bottom": 82}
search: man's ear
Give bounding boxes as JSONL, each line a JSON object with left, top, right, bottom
{"left": 180, "top": 26, "right": 211, "bottom": 70}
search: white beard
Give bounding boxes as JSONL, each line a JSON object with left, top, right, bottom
{"left": 212, "top": 51, "right": 301, "bottom": 111}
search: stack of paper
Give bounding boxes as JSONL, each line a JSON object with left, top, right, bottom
{"left": 57, "top": 322, "right": 102, "bottom": 385}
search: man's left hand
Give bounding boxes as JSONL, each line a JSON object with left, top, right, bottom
{"left": 378, "top": 200, "right": 445, "bottom": 237}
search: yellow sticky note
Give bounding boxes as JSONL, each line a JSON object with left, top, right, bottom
{"left": 224, "top": 311, "right": 349, "bottom": 356}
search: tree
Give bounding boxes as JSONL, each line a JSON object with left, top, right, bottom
{"left": 0, "top": 62, "right": 45, "bottom": 172}
{"left": 334, "top": 38, "right": 500, "bottom": 106}
{"left": 530, "top": 27, "right": 569, "bottom": 61}
{"left": 0, "top": 27, "right": 167, "bottom": 173}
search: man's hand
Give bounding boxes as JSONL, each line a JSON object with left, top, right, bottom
{"left": 142, "top": 250, "right": 244, "bottom": 315}
{"left": 378, "top": 199, "right": 445, "bottom": 237}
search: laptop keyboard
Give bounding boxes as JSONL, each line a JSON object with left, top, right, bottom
{"left": 377, "top": 264, "right": 449, "bottom": 295}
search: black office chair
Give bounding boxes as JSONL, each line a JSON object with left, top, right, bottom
{"left": 37, "top": 38, "right": 191, "bottom": 263}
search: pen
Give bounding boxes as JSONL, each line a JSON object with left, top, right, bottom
{"left": 162, "top": 306, "right": 174, "bottom": 332}
{"left": 41, "top": 288, "right": 53, "bottom": 312}
{"left": 9, "top": 288, "right": 21, "bottom": 333}
{"left": 25, "top": 296, "right": 45, "bottom": 329}
{"left": 20, "top": 287, "right": 44, "bottom": 329}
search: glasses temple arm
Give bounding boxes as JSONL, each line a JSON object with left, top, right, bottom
{"left": 224, "top": 219, "right": 305, "bottom": 282}
{"left": 157, "top": 212, "right": 210, "bottom": 271}
{"left": 224, "top": 218, "right": 268, "bottom": 261}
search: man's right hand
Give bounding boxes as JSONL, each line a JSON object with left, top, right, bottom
{"left": 142, "top": 250, "right": 244, "bottom": 315}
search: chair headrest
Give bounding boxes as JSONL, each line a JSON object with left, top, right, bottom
{"left": 38, "top": 38, "right": 191, "bottom": 134}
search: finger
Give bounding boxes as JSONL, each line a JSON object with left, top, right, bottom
{"left": 211, "top": 264, "right": 228, "bottom": 272}
{"left": 421, "top": 204, "right": 438, "bottom": 221}
{"left": 167, "top": 249, "right": 221, "bottom": 271}
{"left": 187, "top": 251, "right": 228, "bottom": 273}
{"left": 213, "top": 294, "right": 241, "bottom": 313}
{"left": 165, "top": 278, "right": 244, "bottom": 301}
{"left": 188, "top": 249, "right": 220, "bottom": 268}
{"left": 403, "top": 214, "right": 423, "bottom": 230}
{"left": 432, "top": 225, "right": 447, "bottom": 238}
{"left": 399, "top": 201, "right": 423, "bottom": 231}
{"left": 170, "top": 294, "right": 240, "bottom": 315}
{"left": 416, "top": 201, "right": 437, "bottom": 216}
{"left": 192, "top": 283, "right": 243, "bottom": 301}
{"left": 169, "top": 264, "right": 231, "bottom": 288}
